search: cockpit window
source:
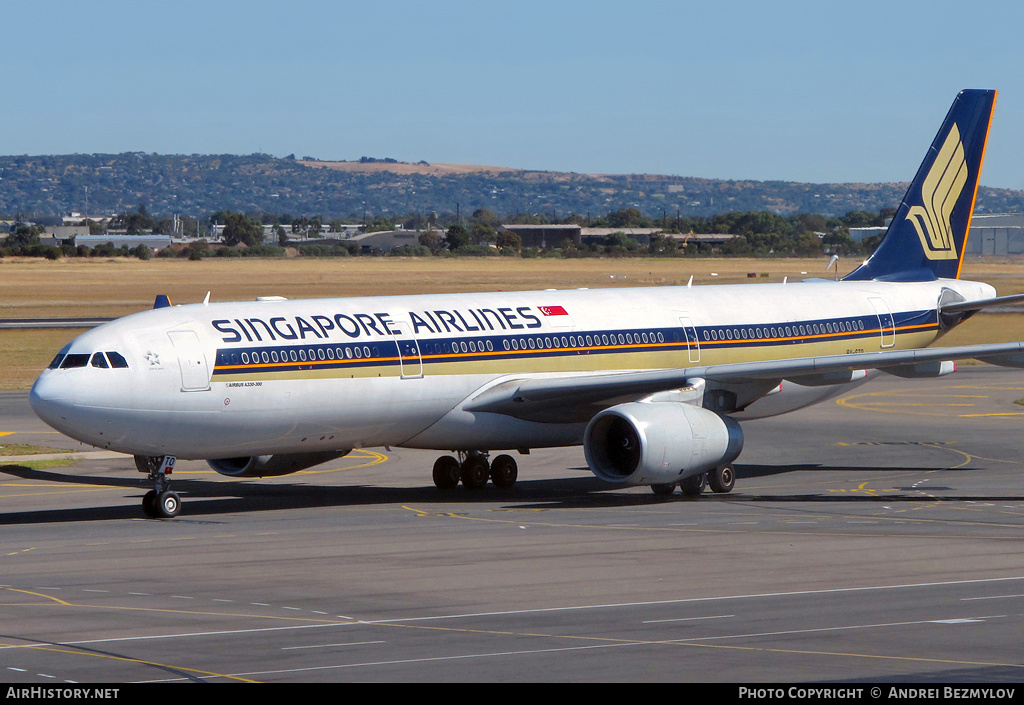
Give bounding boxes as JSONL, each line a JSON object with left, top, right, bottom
{"left": 60, "top": 354, "right": 90, "bottom": 369}
{"left": 52, "top": 350, "right": 130, "bottom": 370}
{"left": 48, "top": 344, "right": 71, "bottom": 369}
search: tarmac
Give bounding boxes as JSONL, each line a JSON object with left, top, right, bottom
{"left": 1, "top": 367, "right": 1023, "bottom": 682}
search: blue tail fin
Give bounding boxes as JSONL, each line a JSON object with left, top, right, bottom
{"left": 844, "top": 89, "right": 996, "bottom": 282}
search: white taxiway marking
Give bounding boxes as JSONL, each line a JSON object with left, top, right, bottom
{"left": 643, "top": 614, "right": 735, "bottom": 624}
{"left": 281, "top": 641, "right": 386, "bottom": 650}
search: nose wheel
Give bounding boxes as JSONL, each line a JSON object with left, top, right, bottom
{"left": 142, "top": 488, "right": 180, "bottom": 518}
{"left": 135, "top": 455, "right": 180, "bottom": 518}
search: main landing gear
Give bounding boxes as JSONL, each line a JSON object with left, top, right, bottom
{"left": 432, "top": 451, "right": 519, "bottom": 490}
{"left": 651, "top": 464, "right": 736, "bottom": 497}
{"left": 135, "top": 455, "right": 180, "bottom": 518}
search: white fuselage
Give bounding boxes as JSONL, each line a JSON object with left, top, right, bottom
{"left": 30, "top": 277, "right": 995, "bottom": 460}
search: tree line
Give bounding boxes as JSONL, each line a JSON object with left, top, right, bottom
{"left": 1, "top": 205, "right": 892, "bottom": 260}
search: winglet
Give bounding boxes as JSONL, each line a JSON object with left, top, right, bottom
{"left": 153, "top": 294, "right": 173, "bottom": 309}
{"left": 844, "top": 89, "right": 997, "bottom": 282}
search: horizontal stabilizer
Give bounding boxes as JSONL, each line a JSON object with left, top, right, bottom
{"left": 940, "top": 293, "right": 1024, "bottom": 314}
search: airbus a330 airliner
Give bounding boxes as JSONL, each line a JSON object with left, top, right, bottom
{"left": 29, "top": 89, "right": 1024, "bottom": 518}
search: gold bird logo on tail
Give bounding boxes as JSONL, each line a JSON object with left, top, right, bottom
{"left": 905, "top": 123, "right": 968, "bottom": 261}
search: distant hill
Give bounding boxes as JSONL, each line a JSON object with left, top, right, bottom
{"left": 1, "top": 152, "right": 1022, "bottom": 220}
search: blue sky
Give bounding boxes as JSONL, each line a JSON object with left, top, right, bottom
{"left": 4, "top": 1, "right": 1024, "bottom": 189}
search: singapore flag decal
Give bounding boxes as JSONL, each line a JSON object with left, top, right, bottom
{"left": 539, "top": 305, "right": 568, "bottom": 316}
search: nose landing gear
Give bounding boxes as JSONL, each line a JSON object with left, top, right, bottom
{"left": 135, "top": 455, "right": 180, "bottom": 518}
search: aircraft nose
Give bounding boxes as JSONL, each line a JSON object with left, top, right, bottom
{"left": 29, "top": 371, "right": 76, "bottom": 430}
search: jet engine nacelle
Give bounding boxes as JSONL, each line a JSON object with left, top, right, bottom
{"left": 584, "top": 402, "right": 743, "bottom": 485}
{"left": 207, "top": 450, "right": 350, "bottom": 478}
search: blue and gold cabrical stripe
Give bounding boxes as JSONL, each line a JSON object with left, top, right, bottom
{"left": 211, "top": 308, "right": 940, "bottom": 382}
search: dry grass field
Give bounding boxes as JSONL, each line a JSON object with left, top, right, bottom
{"left": 3, "top": 256, "right": 1024, "bottom": 390}
{"left": 298, "top": 160, "right": 525, "bottom": 177}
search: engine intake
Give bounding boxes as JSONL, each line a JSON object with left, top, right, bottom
{"left": 584, "top": 402, "right": 743, "bottom": 485}
{"left": 207, "top": 450, "right": 350, "bottom": 478}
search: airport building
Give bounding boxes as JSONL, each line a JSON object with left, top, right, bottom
{"left": 853, "top": 213, "right": 1024, "bottom": 257}
{"left": 65, "top": 234, "right": 172, "bottom": 250}
{"left": 964, "top": 213, "right": 1024, "bottom": 256}
{"left": 499, "top": 224, "right": 582, "bottom": 249}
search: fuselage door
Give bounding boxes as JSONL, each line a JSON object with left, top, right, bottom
{"left": 167, "top": 330, "right": 211, "bottom": 391}
{"left": 678, "top": 316, "right": 700, "bottom": 363}
{"left": 868, "top": 297, "right": 896, "bottom": 348}
{"left": 390, "top": 320, "right": 423, "bottom": 379}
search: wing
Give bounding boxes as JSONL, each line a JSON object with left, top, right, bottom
{"left": 463, "top": 341, "right": 1024, "bottom": 423}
